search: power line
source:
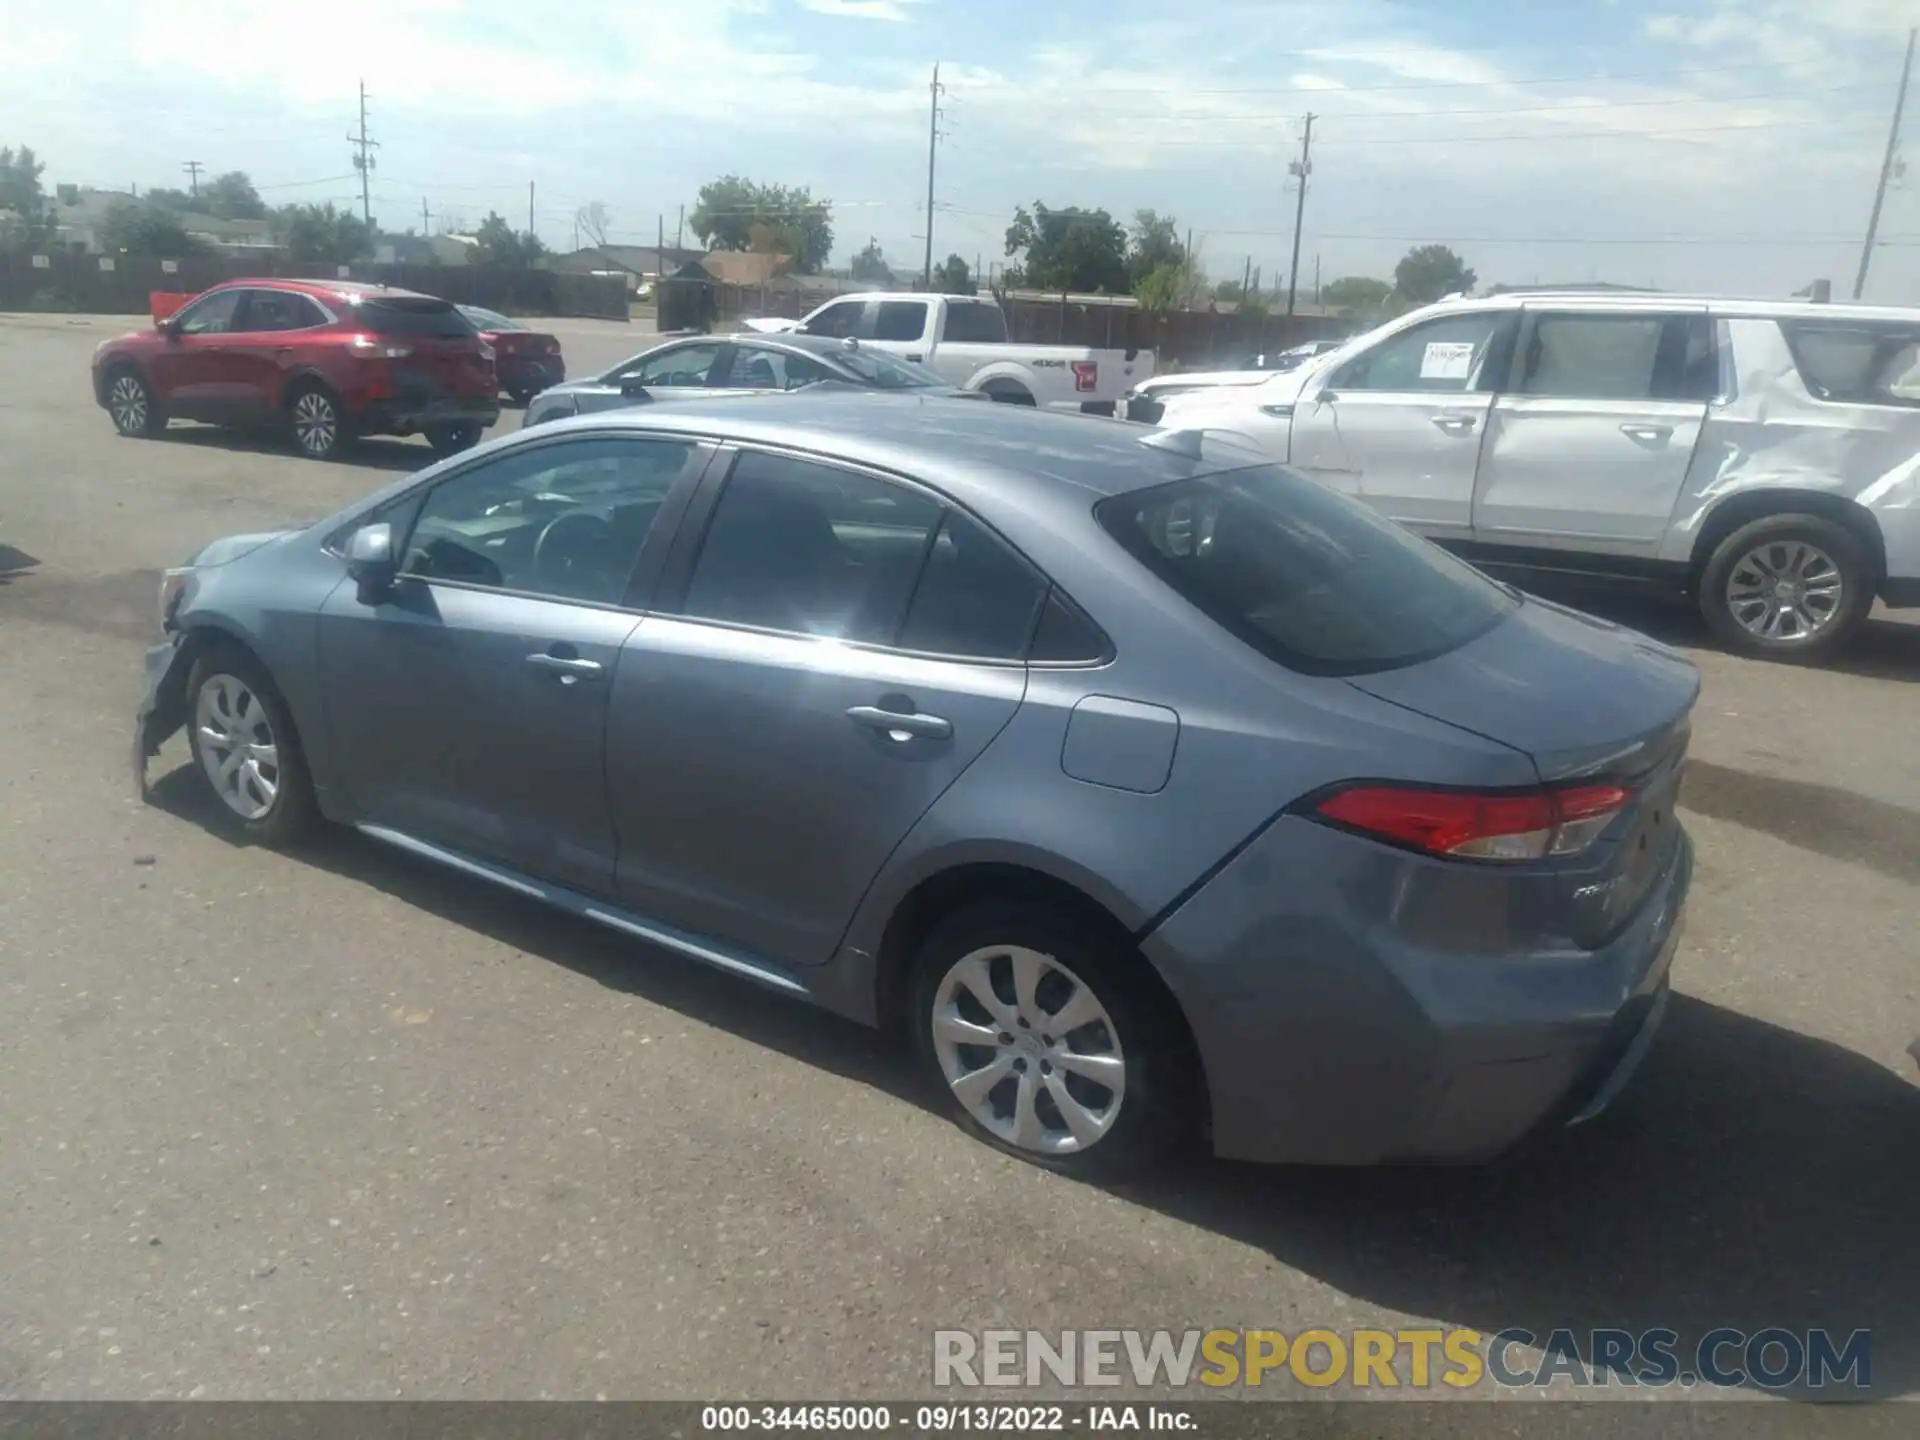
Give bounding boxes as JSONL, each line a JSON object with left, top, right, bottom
{"left": 348, "top": 79, "right": 380, "bottom": 226}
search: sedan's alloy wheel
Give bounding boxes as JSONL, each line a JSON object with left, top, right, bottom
{"left": 195, "top": 673, "right": 281, "bottom": 821}
{"left": 930, "top": 944, "right": 1126, "bottom": 1154}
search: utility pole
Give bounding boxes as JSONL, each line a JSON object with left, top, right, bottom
{"left": 1314, "top": 252, "right": 1322, "bottom": 306}
{"left": 1285, "top": 113, "right": 1315, "bottom": 318}
{"left": 923, "top": 61, "right": 944, "bottom": 289}
{"left": 676, "top": 204, "right": 684, "bottom": 250}
{"left": 182, "top": 160, "right": 203, "bottom": 199}
{"left": 421, "top": 197, "right": 432, "bottom": 235}
{"left": 348, "top": 80, "right": 379, "bottom": 227}
{"left": 1856, "top": 27, "right": 1917, "bottom": 300}
{"left": 1241, "top": 255, "right": 1252, "bottom": 302}
{"left": 658, "top": 213, "right": 666, "bottom": 268}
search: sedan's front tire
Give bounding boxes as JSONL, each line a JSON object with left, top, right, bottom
{"left": 426, "top": 421, "right": 484, "bottom": 457}
{"left": 184, "top": 643, "right": 318, "bottom": 846}
{"left": 909, "top": 900, "right": 1193, "bottom": 1177}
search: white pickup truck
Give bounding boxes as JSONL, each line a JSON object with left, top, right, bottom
{"left": 741, "top": 293, "right": 1154, "bottom": 413}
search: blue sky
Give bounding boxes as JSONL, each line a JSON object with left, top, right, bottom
{"left": 6, "top": 0, "right": 1920, "bottom": 298}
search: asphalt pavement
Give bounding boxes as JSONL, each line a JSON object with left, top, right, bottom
{"left": 0, "top": 311, "right": 1915, "bottom": 1406}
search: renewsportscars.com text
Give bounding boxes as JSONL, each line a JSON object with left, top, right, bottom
{"left": 932, "top": 1327, "right": 1873, "bottom": 1391}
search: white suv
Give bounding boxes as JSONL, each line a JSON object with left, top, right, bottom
{"left": 1153, "top": 293, "right": 1920, "bottom": 661}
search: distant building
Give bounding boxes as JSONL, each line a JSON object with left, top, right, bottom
{"left": 46, "top": 184, "right": 280, "bottom": 256}
{"left": 554, "top": 244, "right": 704, "bottom": 281}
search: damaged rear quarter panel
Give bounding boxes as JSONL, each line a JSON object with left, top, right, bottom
{"left": 1659, "top": 315, "right": 1920, "bottom": 580}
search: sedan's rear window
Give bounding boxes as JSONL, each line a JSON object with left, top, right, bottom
{"left": 1096, "top": 465, "right": 1517, "bottom": 676}
{"left": 355, "top": 297, "right": 475, "bottom": 339}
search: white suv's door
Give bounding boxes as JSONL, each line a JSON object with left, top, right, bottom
{"left": 1471, "top": 307, "right": 1714, "bottom": 556}
{"left": 1288, "top": 309, "right": 1516, "bottom": 537}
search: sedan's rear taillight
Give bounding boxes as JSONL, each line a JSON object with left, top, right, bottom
{"left": 1071, "top": 360, "right": 1098, "bottom": 392}
{"left": 1314, "top": 782, "right": 1631, "bottom": 861}
{"left": 347, "top": 335, "right": 412, "bottom": 359}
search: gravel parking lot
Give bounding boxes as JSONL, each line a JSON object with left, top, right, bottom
{"left": 0, "top": 311, "right": 1915, "bottom": 1405}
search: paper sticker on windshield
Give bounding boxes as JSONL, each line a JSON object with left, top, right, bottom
{"left": 1420, "top": 341, "right": 1475, "bottom": 380}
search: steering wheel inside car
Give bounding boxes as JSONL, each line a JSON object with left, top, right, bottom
{"left": 532, "top": 512, "right": 620, "bottom": 599}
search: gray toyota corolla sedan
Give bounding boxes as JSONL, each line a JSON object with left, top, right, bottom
{"left": 136, "top": 393, "right": 1697, "bottom": 1175}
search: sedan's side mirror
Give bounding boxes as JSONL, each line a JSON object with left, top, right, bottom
{"left": 618, "top": 378, "right": 652, "bottom": 400}
{"left": 345, "top": 522, "right": 397, "bottom": 597}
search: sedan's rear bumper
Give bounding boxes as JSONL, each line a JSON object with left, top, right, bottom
{"left": 1141, "top": 816, "right": 1692, "bottom": 1165}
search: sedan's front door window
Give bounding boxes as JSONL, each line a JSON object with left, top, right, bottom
{"left": 401, "top": 437, "right": 705, "bottom": 604}
{"left": 1331, "top": 313, "right": 1507, "bottom": 393}
{"left": 615, "top": 342, "right": 726, "bottom": 388}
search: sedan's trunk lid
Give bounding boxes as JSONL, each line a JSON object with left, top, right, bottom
{"left": 1347, "top": 595, "right": 1697, "bottom": 946}
{"left": 1346, "top": 594, "right": 1698, "bottom": 785}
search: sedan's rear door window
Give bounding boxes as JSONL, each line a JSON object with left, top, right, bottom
{"left": 1096, "top": 464, "right": 1518, "bottom": 676}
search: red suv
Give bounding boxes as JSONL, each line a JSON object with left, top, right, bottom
{"left": 92, "top": 280, "right": 501, "bottom": 461}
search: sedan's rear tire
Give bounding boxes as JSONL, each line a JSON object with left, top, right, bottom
{"left": 105, "top": 367, "right": 166, "bottom": 438}
{"left": 909, "top": 900, "right": 1192, "bottom": 1177}
{"left": 184, "top": 643, "right": 318, "bottom": 847}
{"left": 1698, "top": 514, "right": 1875, "bottom": 663}
{"left": 426, "top": 420, "right": 484, "bottom": 457}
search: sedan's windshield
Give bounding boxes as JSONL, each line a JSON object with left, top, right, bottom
{"left": 1096, "top": 464, "right": 1518, "bottom": 676}
{"left": 830, "top": 348, "right": 946, "bottom": 389}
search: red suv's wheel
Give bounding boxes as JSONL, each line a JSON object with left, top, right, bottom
{"left": 105, "top": 367, "right": 166, "bottom": 438}
{"left": 287, "top": 382, "right": 348, "bottom": 461}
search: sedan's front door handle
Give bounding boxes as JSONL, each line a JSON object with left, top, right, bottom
{"left": 847, "top": 705, "right": 952, "bottom": 741}
{"left": 527, "top": 652, "right": 605, "bottom": 684}
{"left": 1620, "top": 423, "right": 1672, "bottom": 442}
{"left": 1431, "top": 413, "right": 1478, "bottom": 434}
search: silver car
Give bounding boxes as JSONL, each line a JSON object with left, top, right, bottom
{"left": 523, "top": 331, "right": 969, "bottom": 427}
{"left": 1157, "top": 293, "right": 1920, "bottom": 661}
{"left": 136, "top": 393, "right": 1696, "bottom": 1174}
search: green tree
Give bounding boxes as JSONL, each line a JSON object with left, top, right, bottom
{"left": 275, "top": 202, "right": 375, "bottom": 263}
{"left": 143, "top": 187, "right": 195, "bottom": 212}
{"left": 471, "top": 211, "right": 545, "bottom": 267}
{"left": 850, "top": 238, "right": 892, "bottom": 283}
{"left": 688, "top": 175, "right": 834, "bottom": 272}
{"left": 932, "top": 253, "right": 972, "bottom": 294}
{"left": 1132, "top": 261, "right": 1189, "bottom": 314}
{"left": 202, "top": 171, "right": 266, "bottom": 220}
{"left": 1003, "top": 201, "right": 1128, "bottom": 294}
{"left": 1321, "top": 275, "right": 1394, "bottom": 313}
{"left": 1393, "top": 245, "right": 1477, "bottom": 305}
{"left": 1212, "top": 278, "right": 1244, "bottom": 302}
{"left": 1126, "top": 209, "right": 1185, "bottom": 287}
{"left": 99, "top": 201, "right": 204, "bottom": 257}
{"left": 0, "top": 145, "right": 49, "bottom": 246}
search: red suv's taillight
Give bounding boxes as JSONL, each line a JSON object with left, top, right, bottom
{"left": 1313, "top": 782, "right": 1631, "bottom": 861}
{"left": 346, "top": 335, "right": 412, "bottom": 359}
{"left": 1071, "top": 360, "right": 1098, "bottom": 392}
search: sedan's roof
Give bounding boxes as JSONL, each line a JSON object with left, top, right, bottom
{"left": 536, "top": 390, "right": 1266, "bottom": 504}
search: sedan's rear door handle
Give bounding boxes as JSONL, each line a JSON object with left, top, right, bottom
{"left": 1431, "top": 413, "right": 1478, "bottom": 434}
{"left": 527, "top": 652, "right": 605, "bottom": 684}
{"left": 847, "top": 705, "right": 952, "bottom": 741}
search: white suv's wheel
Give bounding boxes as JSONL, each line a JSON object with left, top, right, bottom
{"left": 1699, "top": 514, "right": 1874, "bottom": 662}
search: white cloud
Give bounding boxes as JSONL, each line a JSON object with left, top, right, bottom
{"left": 797, "top": 0, "right": 924, "bottom": 18}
